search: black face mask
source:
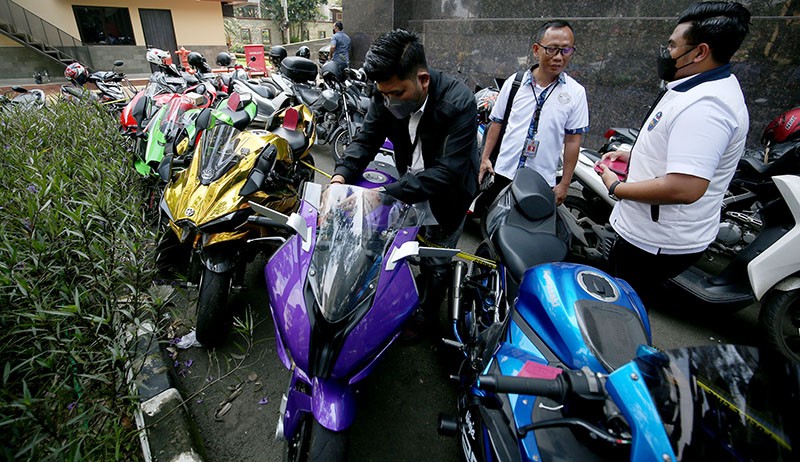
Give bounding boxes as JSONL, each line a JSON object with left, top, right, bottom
{"left": 656, "top": 46, "right": 697, "bottom": 81}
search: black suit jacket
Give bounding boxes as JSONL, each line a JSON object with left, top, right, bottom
{"left": 333, "top": 69, "right": 479, "bottom": 232}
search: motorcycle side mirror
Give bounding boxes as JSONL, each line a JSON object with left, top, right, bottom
{"left": 248, "top": 201, "right": 311, "bottom": 250}
{"left": 157, "top": 154, "right": 174, "bottom": 182}
{"left": 386, "top": 241, "right": 460, "bottom": 271}
{"left": 113, "top": 60, "right": 124, "bottom": 68}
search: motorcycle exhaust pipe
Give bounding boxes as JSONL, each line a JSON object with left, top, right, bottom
{"left": 450, "top": 260, "right": 467, "bottom": 324}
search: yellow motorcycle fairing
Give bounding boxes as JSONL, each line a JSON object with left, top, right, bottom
{"left": 164, "top": 127, "right": 296, "bottom": 245}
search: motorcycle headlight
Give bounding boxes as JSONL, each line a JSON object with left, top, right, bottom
{"left": 198, "top": 209, "right": 251, "bottom": 234}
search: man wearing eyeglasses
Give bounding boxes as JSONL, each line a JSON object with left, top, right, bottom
{"left": 596, "top": 2, "right": 751, "bottom": 308}
{"left": 477, "top": 19, "right": 589, "bottom": 213}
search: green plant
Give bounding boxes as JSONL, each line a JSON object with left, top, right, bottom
{"left": 0, "top": 101, "right": 163, "bottom": 461}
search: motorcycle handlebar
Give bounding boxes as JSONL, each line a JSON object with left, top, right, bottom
{"left": 247, "top": 215, "right": 277, "bottom": 228}
{"left": 478, "top": 369, "right": 604, "bottom": 403}
{"left": 477, "top": 374, "right": 569, "bottom": 402}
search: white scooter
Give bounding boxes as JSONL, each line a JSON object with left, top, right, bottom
{"left": 562, "top": 137, "right": 800, "bottom": 363}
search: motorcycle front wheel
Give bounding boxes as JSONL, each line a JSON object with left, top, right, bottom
{"left": 196, "top": 267, "right": 234, "bottom": 347}
{"left": 331, "top": 128, "right": 352, "bottom": 164}
{"left": 759, "top": 289, "right": 800, "bottom": 363}
{"left": 284, "top": 416, "right": 347, "bottom": 462}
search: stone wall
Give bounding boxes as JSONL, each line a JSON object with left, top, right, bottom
{"left": 345, "top": 0, "right": 800, "bottom": 148}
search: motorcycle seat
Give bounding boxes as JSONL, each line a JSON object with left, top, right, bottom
{"left": 738, "top": 142, "right": 800, "bottom": 180}
{"left": 295, "top": 85, "right": 322, "bottom": 107}
{"left": 271, "top": 108, "right": 307, "bottom": 154}
{"left": 492, "top": 225, "right": 567, "bottom": 282}
{"left": 237, "top": 80, "right": 276, "bottom": 99}
{"left": 580, "top": 148, "right": 601, "bottom": 162}
{"left": 510, "top": 168, "right": 556, "bottom": 222}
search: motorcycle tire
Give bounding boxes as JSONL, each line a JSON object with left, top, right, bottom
{"left": 758, "top": 289, "right": 800, "bottom": 363}
{"left": 284, "top": 416, "right": 347, "bottom": 462}
{"left": 331, "top": 128, "right": 352, "bottom": 164}
{"left": 196, "top": 267, "right": 234, "bottom": 347}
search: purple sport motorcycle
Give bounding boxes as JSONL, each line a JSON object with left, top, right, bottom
{"left": 248, "top": 169, "right": 455, "bottom": 460}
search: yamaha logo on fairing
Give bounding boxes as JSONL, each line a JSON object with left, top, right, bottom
{"left": 185, "top": 208, "right": 195, "bottom": 217}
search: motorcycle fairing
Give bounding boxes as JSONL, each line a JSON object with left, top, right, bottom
{"left": 164, "top": 129, "right": 293, "bottom": 243}
{"left": 515, "top": 263, "right": 650, "bottom": 373}
{"left": 748, "top": 175, "right": 800, "bottom": 299}
{"left": 331, "top": 229, "right": 419, "bottom": 379}
{"left": 266, "top": 200, "right": 318, "bottom": 372}
{"left": 605, "top": 361, "right": 677, "bottom": 461}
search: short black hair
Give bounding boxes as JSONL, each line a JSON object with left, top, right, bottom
{"left": 363, "top": 29, "right": 427, "bottom": 82}
{"left": 678, "top": 1, "right": 751, "bottom": 63}
{"left": 535, "top": 20, "right": 574, "bottom": 43}
{"left": 334, "top": 21, "right": 343, "bottom": 31}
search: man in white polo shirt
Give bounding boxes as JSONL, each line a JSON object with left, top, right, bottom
{"left": 597, "top": 1, "right": 751, "bottom": 307}
{"left": 477, "top": 19, "right": 589, "bottom": 214}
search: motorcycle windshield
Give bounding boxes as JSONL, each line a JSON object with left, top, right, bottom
{"left": 308, "top": 184, "right": 423, "bottom": 323}
{"left": 198, "top": 124, "right": 245, "bottom": 184}
{"left": 634, "top": 344, "right": 798, "bottom": 461}
{"left": 159, "top": 98, "right": 193, "bottom": 140}
{"left": 144, "top": 72, "right": 186, "bottom": 97}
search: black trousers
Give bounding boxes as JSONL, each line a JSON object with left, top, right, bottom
{"left": 608, "top": 236, "right": 703, "bottom": 311}
{"left": 415, "top": 220, "right": 465, "bottom": 328}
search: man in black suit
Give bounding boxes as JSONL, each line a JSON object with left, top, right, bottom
{"left": 331, "top": 29, "right": 479, "bottom": 341}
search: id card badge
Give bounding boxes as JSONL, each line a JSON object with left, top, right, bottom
{"left": 523, "top": 138, "right": 540, "bottom": 159}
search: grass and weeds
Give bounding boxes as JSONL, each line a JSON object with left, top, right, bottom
{"left": 0, "top": 100, "right": 165, "bottom": 461}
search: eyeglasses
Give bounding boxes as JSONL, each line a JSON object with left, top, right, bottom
{"left": 660, "top": 43, "right": 694, "bottom": 57}
{"left": 536, "top": 43, "right": 576, "bottom": 57}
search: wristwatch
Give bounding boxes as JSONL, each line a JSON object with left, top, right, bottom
{"left": 608, "top": 180, "right": 621, "bottom": 200}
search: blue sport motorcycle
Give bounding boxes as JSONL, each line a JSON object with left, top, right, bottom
{"left": 439, "top": 169, "right": 798, "bottom": 460}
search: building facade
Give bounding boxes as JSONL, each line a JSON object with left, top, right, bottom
{"left": 0, "top": 0, "right": 232, "bottom": 79}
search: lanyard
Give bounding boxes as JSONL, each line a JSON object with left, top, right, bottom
{"left": 517, "top": 78, "right": 559, "bottom": 169}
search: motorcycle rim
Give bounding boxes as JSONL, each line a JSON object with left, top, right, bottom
{"left": 331, "top": 128, "right": 351, "bottom": 164}
{"left": 759, "top": 289, "right": 800, "bottom": 363}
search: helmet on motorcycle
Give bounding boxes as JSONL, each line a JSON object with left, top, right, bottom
{"left": 216, "top": 52, "right": 233, "bottom": 67}
{"left": 146, "top": 48, "right": 171, "bottom": 67}
{"left": 474, "top": 87, "right": 499, "bottom": 124}
{"left": 268, "top": 45, "right": 288, "bottom": 68}
{"left": 296, "top": 46, "right": 311, "bottom": 59}
{"left": 187, "top": 52, "right": 207, "bottom": 70}
{"left": 321, "top": 60, "right": 344, "bottom": 83}
{"left": 762, "top": 107, "right": 800, "bottom": 146}
{"left": 318, "top": 45, "right": 331, "bottom": 65}
{"left": 64, "top": 62, "right": 89, "bottom": 85}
